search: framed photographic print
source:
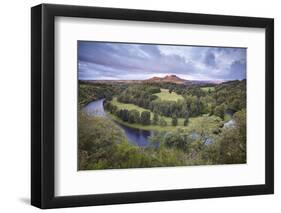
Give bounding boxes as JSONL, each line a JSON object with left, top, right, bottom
{"left": 31, "top": 4, "right": 274, "bottom": 209}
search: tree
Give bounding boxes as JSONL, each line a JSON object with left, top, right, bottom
{"left": 111, "top": 105, "right": 118, "bottom": 115}
{"left": 163, "top": 130, "right": 193, "bottom": 152}
{"left": 159, "top": 117, "right": 167, "bottom": 126}
{"left": 183, "top": 110, "right": 189, "bottom": 126}
{"left": 128, "top": 110, "right": 140, "bottom": 123}
{"left": 184, "top": 117, "right": 189, "bottom": 126}
{"left": 190, "top": 102, "right": 197, "bottom": 116}
{"left": 153, "top": 113, "right": 159, "bottom": 125}
{"left": 172, "top": 115, "right": 178, "bottom": 126}
{"left": 104, "top": 102, "right": 112, "bottom": 111}
{"left": 140, "top": 111, "right": 151, "bottom": 125}
{"left": 118, "top": 109, "right": 129, "bottom": 122}
{"left": 214, "top": 104, "right": 225, "bottom": 119}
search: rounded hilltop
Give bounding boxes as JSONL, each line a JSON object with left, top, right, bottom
{"left": 147, "top": 74, "right": 186, "bottom": 84}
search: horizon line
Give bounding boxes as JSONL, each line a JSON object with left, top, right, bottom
{"left": 79, "top": 78, "right": 246, "bottom": 82}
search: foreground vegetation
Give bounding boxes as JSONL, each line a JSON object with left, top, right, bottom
{"left": 79, "top": 113, "right": 188, "bottom": 170}
{"left": 79, "top": 108, "right": 246, "bottom": 170}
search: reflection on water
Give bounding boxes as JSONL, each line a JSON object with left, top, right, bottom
{"left": 115, "top": 122, "right": 153, "bottom": 147}
{"left": 83, "top": 99, "right": 106, "bottom": 117}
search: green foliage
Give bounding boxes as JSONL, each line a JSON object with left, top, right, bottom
{"left": 149, "top": 129, "right": 218, "bottom": 165}
{"left": 217, "top": 109, "right": 246, "bottom": 164}
{"left": 79, "top": 80, "right": 247, "bottom": 169}
{"left": 114, "top": 80, "right": 246, "bottom": 120}
{"left": 184, "top": 117, "right": 189, "bottom": 126}
{"left": 104, "top": 101, "right": 118, "bottom": 114}
{"left": 153, "top": 113, "right": 159, "bottom": 125}
{"left": 148, "top": 109, "right": 246, "bottom": 166}
{"left": 159, "top": 117, "right": 167, "bottom": 126}
{"left": 183, "top": 111, "right": 189, "bottom": 126}
{"left": 79, "top": 82, "right": 124, "bottom": 106}
{"left": 117, "top": 109, "right": 129, "bottom": 122}
{"left": 186, "top": 115, "right": 222, "bottom": 137}
{"left": 128, "top": 110, "right": 140, "bottom": 124}
{"left": 162, "top": 130, "right": 192, "bottom": 152}
{"left": 146, "top": 86, "right": 161, "bottom": 94}
{"left": 79, "top": 113, "right": 190, "bottom": 170}
{"left": 117, "top": 84, "right": 160, "bottom": 109}
{"left": 214, "top": 104, "right": 225, "bottom": 119}
{"left": 172, "top": 115, "right": 178, "bottom": 126}
{"left": 140, "top": 111, "right": 151, "bottom": 125}
{"left": 214, "top": 80, "right": 246, "bottom": 112}
{"left": 78, "top": 113, "right": 128, "bottom": 170}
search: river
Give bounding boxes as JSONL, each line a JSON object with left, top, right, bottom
{"left": 83, "top": 99, "right": 106, "bottom": 117}
{"left": 83, "top": 99, "right": 222, "bottom": 147}
{"left": 83, "top": 99, "right": 152, "bottom": 147}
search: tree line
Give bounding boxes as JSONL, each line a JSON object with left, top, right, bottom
{"left": 79, "top": 81, "right": 126, "bottom": 106}
{"left": 116, "top": 80, "right": 246, "bottom": 121}
{"left": 105, "top": 101, "right": 190, "bottom": 127}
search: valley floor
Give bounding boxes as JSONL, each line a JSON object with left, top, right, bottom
{"left": 109, "top": 97, "right": 223, "bottom": 133}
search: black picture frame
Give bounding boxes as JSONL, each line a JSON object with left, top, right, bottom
{"left": 31, "top": 3, "right": 274, "bottom": 209}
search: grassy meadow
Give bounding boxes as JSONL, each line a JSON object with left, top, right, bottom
{"left": 109, "top": 97, "right": 222, "bottom": 132}
{"left": 201, "top": 86, "right": 215, "bottom": 92}
{"left": 154, "top": 89, "right": 184, "bottom": 101}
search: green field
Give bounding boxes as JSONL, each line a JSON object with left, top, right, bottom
{"left": 110, "top": 97, "right": 184, "bottom": 129}
{"left": 154, "top": 89, "right": 184, "bottom": 101}
{"left": 109, "top": 97, "right": 222, "bottom": 132}
{"left": 201, "top": 87, "right": 215, "bottom": 92}
{"left": 111, "top": 97, "right": 150, "bottom": 113}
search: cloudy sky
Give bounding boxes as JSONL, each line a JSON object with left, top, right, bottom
{"left": 78, "top": 41, "right": 246, "bottom": 81}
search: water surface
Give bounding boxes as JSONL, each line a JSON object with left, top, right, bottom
{"left": 83, "top": 99, "right": 152, "bottom": 147}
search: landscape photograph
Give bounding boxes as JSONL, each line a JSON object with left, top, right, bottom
{"left": 78, "top": 41, "right": 247, "bottom": 170}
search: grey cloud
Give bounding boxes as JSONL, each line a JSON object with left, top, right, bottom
{"left": 204, "top": 52, "right": 217, "bottom": 68}
{"left": 228, "top": 60, "right": 246, "bottom": 80}
{"left": 78, "top": 41, "right": 246, "bottom": 81}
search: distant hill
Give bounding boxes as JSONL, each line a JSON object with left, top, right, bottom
{"left": 146, "top": 75, "right": 186, "bottom": 84}
{"left": 146, "top": 75, "right": 225, "bottom": 85}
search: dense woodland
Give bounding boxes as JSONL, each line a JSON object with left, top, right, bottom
{"left": 79, "top": 80, "right": 246, "bottom": 170}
